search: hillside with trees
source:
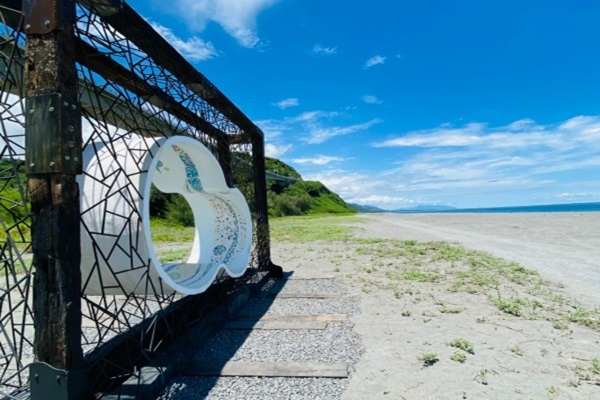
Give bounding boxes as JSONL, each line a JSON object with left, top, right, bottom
{"left": 264, "top": 157, "right": 356, "bottom": 217}
{"left": 150, "top": 156, "right": 356, "bottom": 226}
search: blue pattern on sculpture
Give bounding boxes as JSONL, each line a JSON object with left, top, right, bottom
{"left": 167, "top": 144, "right": 249, "bottom": 288}
{"left": 172, "top": 144, "right": 203, "bottom": 192}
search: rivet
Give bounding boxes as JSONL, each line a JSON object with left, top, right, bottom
{"left": 68, "top": 140, "right": 75, "bottom": 147}
{"left": 48, "top": 107, "right": 54, "bottom": 112}
{"left": 63, "top": 101, "right": 69, "bottom": 107}
{"left": 44, "top": 20, "right": 50, "bottom": 27}
{"left": 49, "top": 162, "right": 55, "bottom": 167}
{"left": 67, "top": 125, "right": 74, "bottom": 132}
{"left": 30, "top": 163, "right": 35, "bottom": 168}
{"left": 25, "top": 24, "right": 31, "bottom": 30}
{"left": 73, "top": 157, "right": 79, "bottom": 162}
{"left": 65, "top": 156, "right": 71, "bottom": 160}
{"left": 29, "top": 109, "right": 34, "bottom": 114}
{"left": 71, "top": 104, "right": 76, "bottom": 110}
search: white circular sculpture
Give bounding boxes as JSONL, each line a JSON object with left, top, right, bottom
{"left": 79, "top": 135, "right": 252, "bottom": 295}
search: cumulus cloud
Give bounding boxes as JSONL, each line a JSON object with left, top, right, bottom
{"left": 168, "top": 0, "right": 279, "bottom": 48}
{"left": 362, "top": 95, "right": 383, "bottom": 104}
{"left": 151, "top": 23, "right": 217, "bottom": 61}
{"left": 312, "top": 44, "right": 338, "bottom": 55}
{"left": 265, "top": 143, "right": 292, "bottom": 158}
{"left": 273, "top": 98, "right": 299, "bottom": 109}
{"left": 364, "top": 55, "right": 386, "bottom": 68}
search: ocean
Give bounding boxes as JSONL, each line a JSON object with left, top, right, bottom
{"left": 397, "top": 202, "right": 600, "bottom": 214}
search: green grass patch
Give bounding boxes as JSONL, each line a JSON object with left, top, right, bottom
{"left": 269, "top": 215, "right": 358, "bottom": 243}
{"left": 150, "top": 218, "right": 196, "bottom": 243}
{"left": 401, "top": 269, "right": 441, "bottom": 282}
{"left": 157, "top": 248, "right": 190, "bottom": 263}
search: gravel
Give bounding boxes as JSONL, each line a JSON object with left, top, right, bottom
{"left": 156, "top": 277, "right": 364, "bottom": 400}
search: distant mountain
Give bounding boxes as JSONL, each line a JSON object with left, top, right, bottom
{"left": 393, "top": 205, "right": 458, "bottom": 212}
{"left": 348, "top": 203, "right": 387, "bottom": 213}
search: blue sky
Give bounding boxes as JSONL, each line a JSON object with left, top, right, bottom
{"left": 133, "top": 0, "right": 600, "bottom": 209}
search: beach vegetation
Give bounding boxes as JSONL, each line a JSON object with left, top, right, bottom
{"left": 447, "top": 338, "right": 474, "bottom": 354}
{"left": 450, "top": 352, "right": 467, "bottom": 363}
{"left": 552, "top": 320, "right": 568, "bottom": 330}
{"left": 418, "top": 352, "right": 439, "bottom": 367}
{"left": 401, "top": 269, "right": 441, "bottom": 282}
{"left": 439, "top": 305, "right": 463, "bottom": 314}
{"left": 430, "top": 242, "right": 468, "bottom": 262}
{"left": 475, "top": 369, "right": 488, "bottom": 385}
{"left": 493, "top": 297, "right": 526, "bottom": 317}
{"left": 268, "top": 215, "right": 600, "bottom": 335}
{"left": 545, "top": 386, "right": 559, "bottom": 400}
{"left": 510, "top": 346, "right": 524, "bottom": 356}
{"left": 568, "top": 307, "right": 600, "bottom": 329}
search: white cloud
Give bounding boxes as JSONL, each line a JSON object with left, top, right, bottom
{"left": 151, "top": 23, "right": 217, "bottom": 61}
{"left": 291, "top": 110, "right": 339, "bottom": 122}
{"left": 273, "top": 98, "right": 299, "bottom": 109}
{"left": 350, "top": 194, "right": 415, "bottom": 207}
{"left": 362, "top": 95, "right": 383, "bottom": 104}
{"left": 169, "top": 0, "right": 279, "bottom": 48}
{"left": 265, "top": 143, "right": 292, "bottom": 158}
{"left": 293, "top": 115, "right": 600, "bottom": 209}
{"left": 364, "top": 55, "right": 386, "bottom": 68}
{"left": 304, "top": 118, "right": 382, "bottom": 144}
{"left": 312, "top": 44, "right": 338, "bottom": 55}
{"left": 558, "top": 192, "right": 593, "bottom": 199}
{"left": 303, "top": 169, "right": 425, "bottom": 209}
{"left": 373, "top": 117, "right": 599, "bottom": 150}
{"left": 363, "top": 115, "right": 600, "bottom": 207}
{"left": 260, "top": 111, "right": 381, "bottom": 144}
{"left": 292, "top": 155, "right": 350, "bottom": 165}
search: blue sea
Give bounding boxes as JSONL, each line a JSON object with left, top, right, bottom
{"left": 398, "top": 202, "right": 600, "bottom": 214}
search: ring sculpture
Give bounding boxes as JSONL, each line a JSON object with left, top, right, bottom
{"left": 79, "top": 135, "right": 252, "bottom": 295}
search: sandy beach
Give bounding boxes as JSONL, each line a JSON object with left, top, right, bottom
{"left": 357, "top": 212, "right": 600, "bottom": 307}
{"left": 269, "top": 212, "right": 600, "bottom": 400}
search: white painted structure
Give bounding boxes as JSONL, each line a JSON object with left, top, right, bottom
{"left": 79, "top": 135, "right": 252, "bottom": 295}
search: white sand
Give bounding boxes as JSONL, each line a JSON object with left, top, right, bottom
{"left": 270, "top": 212, "right": 600, "bottom": 400}
{"left": 358, "top": 213, "right": 600, "bottom": 307}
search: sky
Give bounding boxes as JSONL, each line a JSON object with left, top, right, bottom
{"left": 130, "top": 0, "right": 600, "bottom": 209}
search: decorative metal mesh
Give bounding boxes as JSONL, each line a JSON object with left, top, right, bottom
{"left": 0, "top": 1, "right": 270, "bottom": 397}
{"left": 0, "top": 6, "right": 33, "bottom": 395}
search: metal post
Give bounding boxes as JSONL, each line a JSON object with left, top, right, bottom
{"left": 216, "top": 134, "right": 233, "bottom": 187}
{"left": 251, "top": 128, "right": 282, "bottom": 277}
{"left": 22, "top": 0, "right": 86, "bottom": 398}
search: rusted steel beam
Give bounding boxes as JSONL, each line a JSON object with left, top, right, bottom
{"left": 22, "top": 0, "right": 85, "bottom": 398}
{"left": 75, "top": 41, "right": 229, "bottom": 141}
{"left": 78, "top": 0, "right": 263, "bottom": 139}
